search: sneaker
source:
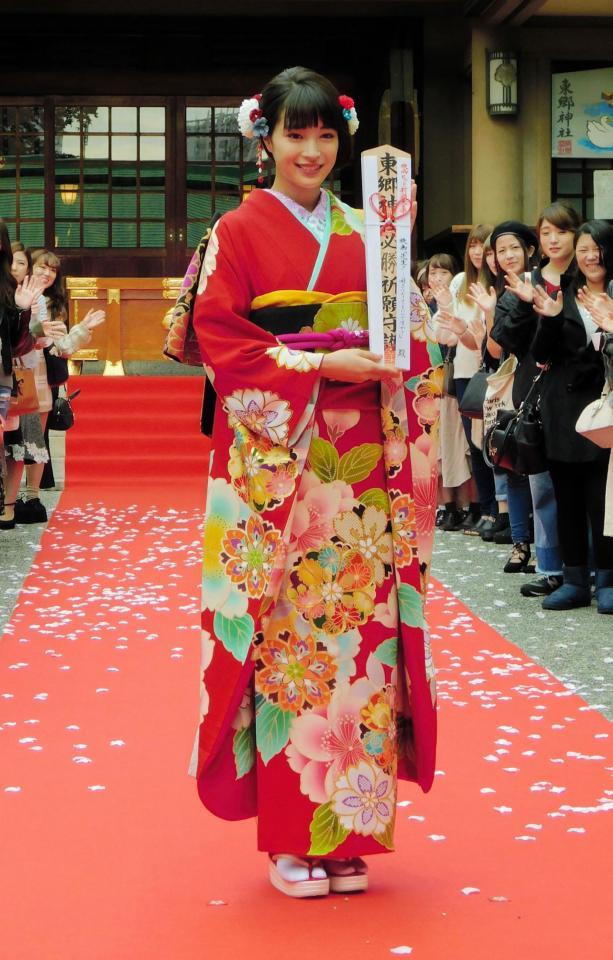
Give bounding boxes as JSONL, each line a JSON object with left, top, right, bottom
{"left": 482, "top": 514, "right": 510, "bottom": 542}
{"left": 460, "top": 509, "right": 481, "bottom": 535}
{"left": 503, "top": 542, "right": 531, "bottom": 573}
{"left": 520, "top": 574, "right": 564, "bottom": 597}
{"left": 440, "top": 508, "right": 466, "bottom": 532}
{"left": 14, "top": 497, "right": 48, "bottom": 525}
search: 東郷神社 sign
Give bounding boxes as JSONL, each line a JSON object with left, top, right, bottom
{"left": 552, "top": 67, "right": 613, "bottom": 159}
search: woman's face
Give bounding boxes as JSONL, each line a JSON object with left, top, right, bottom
{"left": 11, "top": 251, "right": 29, "bottom": 284}
{"left": 468, "top": 240, "right": 484, "bottom": 271}
{"left": 265, "top": 113, "right": 338, "bottom": 203}
{"left": 575, "top": 233, "right": 606, "bottom": 288}
{"left": 485, "top": 248, "right": 497, "bottom": 275}
{"left": 495, "top": 233, "right": 525, "bottom": 275}
{"left": 33, "top": 260, "right": 58, "bottom": 291}
{"left": 428, "top": 266, "right": 453, "bottom": 290}
{"left": 539, "top": 219, "right": 575, "bottom": 263}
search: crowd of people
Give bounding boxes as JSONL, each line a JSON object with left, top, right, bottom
{"left": 0, "top": 223, "right": 104, "bottom": 530}
{"left": 416, "top": 204, "right": 613, "bottom": 613}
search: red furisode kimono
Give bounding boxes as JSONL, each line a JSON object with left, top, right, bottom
{"left": 192, "top": 188, "right": 442, "bottom": 857}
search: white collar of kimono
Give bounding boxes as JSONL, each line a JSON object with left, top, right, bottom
{"left": 266, "top": 188, "right": 329, "bottom": 243}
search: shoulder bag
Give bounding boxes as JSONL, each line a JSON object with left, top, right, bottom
{"left": 9, "top": 362, "right": 38, "bottom": 416}
{"left": 48, "top": 388, "right": 81, "bottom": 432}
{"left": 484, "top": 368, "right": 547, "bottom": 475}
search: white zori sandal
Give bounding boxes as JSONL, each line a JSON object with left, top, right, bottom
{"left": 324, "top": 858, "right": 368, "bottom": 893}
{"left": 268, "top": 855, "right": 329, "bottom": 898}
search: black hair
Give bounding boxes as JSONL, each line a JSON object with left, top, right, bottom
{"left": 0, "top": 218, "right": 17, "bottom": 308}
{"left": 573, "top": 219, "right": 613, "bottom": 292}
{"left": 492, "top": 232, "right": 536, "bottom": 297}
{"left": 260, "top": 66, "right": 352, "bottom": 168}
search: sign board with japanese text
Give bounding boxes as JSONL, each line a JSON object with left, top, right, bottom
{"left": 361, "top": 145, "right": 412, "bottom": 370}
{"left": 552, "top": 67, "right": 613, "bottom": 159}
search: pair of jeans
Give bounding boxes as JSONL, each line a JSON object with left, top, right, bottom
{"left": 494, "top": 469, "right": 508, "bottom": 503}
{"left": 454, "top": 377, "right": 497, "bottom": 516}
{"left": 529, "top": 471, "right": 562, "bottom": 575}
{"left": 506, "top": 470, "right": 532, "bottom": 543}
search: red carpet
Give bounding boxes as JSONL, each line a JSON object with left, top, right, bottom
{"left": 1, "top": 377, "right": 610, "bottom": 959}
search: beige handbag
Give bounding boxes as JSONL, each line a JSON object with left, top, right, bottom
{"left": 483, "top": 355, "right": 518, "bottom": 434}
{"left": 575, "top": 387, "right": 613, "bottom": 449}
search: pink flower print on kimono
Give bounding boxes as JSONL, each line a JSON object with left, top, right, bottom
{"left": 223, "top": 388, "right": 292, "bottom": 445}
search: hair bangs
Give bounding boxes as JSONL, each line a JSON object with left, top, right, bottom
{"left": 282, "top": 81, "right": 340, "bottom": 133}
{"left": 34, "top": 249, "right": 61, "bottom": 271}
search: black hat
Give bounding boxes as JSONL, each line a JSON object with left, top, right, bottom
{"left": 490, "top": 220, "right": 537, "bottom": 251}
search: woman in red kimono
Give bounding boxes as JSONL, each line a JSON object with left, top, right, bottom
{"left": 192, "top": 66, "right": 441, "bottom": 897}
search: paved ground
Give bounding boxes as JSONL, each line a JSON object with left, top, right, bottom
{"left": 1, "top": 493, "right": 612, "bottom": 721}
{"left": 433, "top": 528, "right": 613, "bottom": 721}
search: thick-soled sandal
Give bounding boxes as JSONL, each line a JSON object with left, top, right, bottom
{"left": 325, "top": 857, "right": 368, "bottom": 893}
{"left": 268, "top": 855, "right": 329, "bottom": 898}
{"left": 0, "top": 502, "right": 16, "bottom": 531}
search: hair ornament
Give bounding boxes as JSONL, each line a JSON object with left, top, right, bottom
{"left": 339, "top": 94, "right": 359, "bottom": 135}
{"left": 238, "top": 95, "right": 269, "bottom": 139}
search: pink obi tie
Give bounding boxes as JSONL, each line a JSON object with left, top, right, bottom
{"left": 278, "top": 327, "right": 369, "bottom": 351}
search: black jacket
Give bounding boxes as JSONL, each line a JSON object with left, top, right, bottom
{"left": 490, "top": 263, "right": 576, "bottom": 408}
{"left": 0, "top": 304, "right": 33, "bottom": 376}
{"left": 530, "top": 276, "right": 606, "bottom": 463}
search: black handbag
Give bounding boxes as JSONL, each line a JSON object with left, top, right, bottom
{"left": 484, "top": 371, "right": 547, "bottom": 475}
{"left": 44, "top": 346, "right": 69, "bottom": 387}
{"left": 458, "top": 368, "right": 488, "bottom": 420}
{"left": 48, "top": 389, "right": 80, "bottom": 431}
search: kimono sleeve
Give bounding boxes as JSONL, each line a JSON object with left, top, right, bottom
{"left": 193, "top": 218, "right": 323, "bottom": 447}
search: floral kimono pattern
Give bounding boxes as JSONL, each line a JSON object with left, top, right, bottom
{"left": 192, "top": 188, "right": 441, "bottom": 857}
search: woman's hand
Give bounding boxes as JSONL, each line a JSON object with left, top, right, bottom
{"left": 533, "top": 285, "right": 563, "bottom": 317}
{"left": 320, "top": 349, "right": 402, "bottom": 384}
{"left": 81, "top": 308, "right": 106, "bottom": 330}
{"left": 466, "top": 315, "right": 486, "bottom": 345}
{"left": 436, "top": 308, "right": 466, "bottom": 336}
{"left": 42, "top": 320, "right": 68, "bottom": 339}
{"left": 504, "top": 269, "right": 534, "bottom": 303}
{"left": 430, "top": 279, "right": 452, "bottom": 310}
{"left": 15, "top": 275, "right": 44, "bottom": 311}
{"left": 577, "top": 287, "right": 613, "bottom": 333}
{"left": 467, "top": 281, "right": 497, "bottom": 315}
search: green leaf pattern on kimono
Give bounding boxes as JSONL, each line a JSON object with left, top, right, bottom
{"left": 398, "top": 583, "right": 425, "bottom": 628}
{"left": 374, "top": 636, "right": 398, "bottom": 667}
{"left": 338, "top": 443, "right": 383, "bottom": 484}
{"left": 308, "top": 437, "right": 339, "bottom": 482}
{"left": 256, "top": 698, "right": 292, "bottom": 765}
{"left": 213, "top": 611, "right": 254, "bottom": 662}
{"left": 358, "top": 487, "right": 391, "bottom": 513}
{"left": 308, "top": 801, "right": 351, "bottom": 856}
{"left": 233, "top": 726, "right": 255, "bottom": 779}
